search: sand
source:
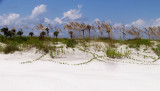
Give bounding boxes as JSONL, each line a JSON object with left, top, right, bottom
{"left": 0, "top": 45, "right": 160, "bottom": 91}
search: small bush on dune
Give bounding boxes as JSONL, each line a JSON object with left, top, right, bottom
{"left": 98, "top": 37, "right": 113, "bottom": 41}
{"left": 105, "top": 47, "right": 123, "bottom": 58}
{"left": 32, "top": 42, "right": 56, "bottom": 53}
{"left": 65, "top": 39, "right": 77, "bottom": 48}
{"left": 0, "top": 36, "right": 58, "bottom": 54}
{"left": 50, "top": 50, "right": 54, "bottom": 58}
{"left": 0, "top": 36, "right": 28, "bottom": 44}
{"left": 0, "top": 35, "right": 8, "bottom": 43}
{"left": 0, "top": 45, "right": 3, "bottom": 52}
{"left": 3, "top": 43, "right": 19, "bottom": 54}
{"left": 114, "top": 39, "right": 153, "bottom": 50}
{"left": 128, "top": 39, "right": 152, "bottom": 46}
{"left": 152, "top": 44, "right": 160, "bottom": 57}
{"left": 13, "top": 37, "right": 28, "bottom": 44}
{"left": 42, "top": 46, "right": 56, "bottom": 53}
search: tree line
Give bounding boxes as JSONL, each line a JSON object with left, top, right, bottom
{"left": 1, "top": 21, "right": 160, "bottom": 40}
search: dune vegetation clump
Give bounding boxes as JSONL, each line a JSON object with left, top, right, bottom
{"left": 3, "top": 43, "right": 19, "bottom": 54}
{"left": 152, "top": 44, "right": 160, "bottom": 58}
{"left": 0, "top": 45, "right": 3, "bottom": 53}
{"left": 105, "top": 47, "right": 123, "bottom": 59}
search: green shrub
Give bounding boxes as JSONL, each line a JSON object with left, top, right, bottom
{"left": 124, "top": 50, "right": 131, "bottom": 57}
{"left": 105, "top": 47, "right": 123, "bottom": 58}
{"left": 3, "top": 44, "right": 19, "bottom": 54}
{"left": 65, "top": 39, "right": 77, "bottom": 48}
{"left": 152, "top": 44, "right": 160, "bottom": 57}
{"left": 0, "top": 45, "right": 3, "bottom": 52}
{"left": 116, "top": 39, "right": 153, "bottom": 50}
{"left": 50, "top": 50, "right": 54, "bottom": 58}
{"left": 128, "top": 39, "right": 152, "bottom": 46}
{"left": 0, "top": 35, "right": 7, "bottom": 43}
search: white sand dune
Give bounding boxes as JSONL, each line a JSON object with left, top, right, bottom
{"left": 0, "top": 47, "right": 160, "bottom": 91}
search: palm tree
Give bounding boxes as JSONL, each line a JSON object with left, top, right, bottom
{"left": 11, "top": 28, "right": 16, "bottom": 37}
{"left": 149, "top": 26, "right": 159, "bottom": 40}
{"left": 40, "top": 31, "right": 46, "bottom": 40}
{"left": 48, "top": 24, "right": 53, "bottom": 30}
{"left": 102, "top": 22, "right": 113, "bottom": 39}
{"left": 7, "top": 31, "right": 12, "bottom": 38}
{"left": 80, "top": 23, "right": 86, "bottom": 38}
{"left": 69, "top": 31, "right": 73, "bottom": 39}
{"left": 17, "top": 29, "right": 23, "bottom": 36}
{"left": 1, "top": 27, "right": 9, "bottom": 37}
{"left": 86, "top": 24, "right": 92, "bottom": 39}
{"left": 29, "top": 32, "right": 34, "bottom": 37}
{"left": 54, "top": 31, "right": 59, "bottom": 39}
{"left": 70, "top": 22, "right": 80, "bottom": 38}
{"left": 95, "top": 21, "right": 104, "bottom": 37}
{"left": 64, "top": 24, "right": 73, "bottom": 39}
{"left": 45, "top": 27, "right": 49, "bottom": 36}
{"left": 74, "top": 22, "right": 82, "bottom": 38}
{"left": 130, "top": 26, "right": 142, "bottom": 39}
{"left": 144, "top": 28, "right": 151, "bottom": 40}
{"left": 120, "top": 25, "right": 127, "bottom": 40}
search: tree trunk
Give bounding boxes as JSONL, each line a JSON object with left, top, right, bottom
{"left": 82, "top": 30, "right": 85, "bottom": 38}
{"left": 70, "top": 34, "right": 73, "bottom": 39}
{"left": 89, "top": 29, "right": 90, "bottom": 39}
{"left": 100, "top": 31, "right": 103, "bottom": 37}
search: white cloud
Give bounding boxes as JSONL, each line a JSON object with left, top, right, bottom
{"left": 54, "top": 17, "right": 62, "bottom": 24}
{"left": 44, "top": 5, "right": 83, "bottom": 25}
{"left": 44, "top": 17, "right": 62, "bottom": 25}
{"left": 131, "top": 19, "right": 145, "bottom": 26}
{"left": 152, "top": 18, "right": 160, "bottom": 27}
{"left": 124, "top": 18, "right": 160, "bottom": 28}
{"left": 15, "top": 4, "right": 47, "bottom": 28}
{"left": 0, "top": 4, "right": 47, "bottom": 33}
{"left": 113, "top": 23, "right": 122, "bottom": 27}
{"left": 44, "top": 18, "right": 50, "bottom": 24}
{"left": 44, "top": 18, "right": 54, "bottom": 25}
{"left": 125, "top": 19, "right": 146, "bottom": 28}
{"left": 0, "top": 13, "right": 20, "bottom": 26}
{"left": 94, "top": 18, "right": 100, "bottom": 22}
{"left": 62, "top": 5, "right": 82, "bottom": 20}
{"left": 30, "top": 4, "right": 46, "bottom": 18}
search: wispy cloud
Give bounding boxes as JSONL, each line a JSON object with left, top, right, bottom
{"left": 30, "top": 4, "right": 46, "bottom": 18}
{"left": 0, "top": 13, "right": 20, "bottom": 26}
{"left": 125, "top": 19, "right": 146, "bottom": 28}
{"left": 44, "top": 4, "right": 83, "bottom": 25}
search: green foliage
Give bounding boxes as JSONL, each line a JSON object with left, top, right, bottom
{"left": 50, "top": 50, "right": 54, "bottom": 58}
{"left": 3, "top": 43, "right": 19, "bottom": 54}
{"left": 152, "top": 44, "right": 160, "bottom": 57}
{"left": 113, "top": 39, "right": 153, "bottom": 50}
{"left": 0, "top": 45, "right": 3, "bottom": 52}
{"left": 0, "top": 36, "right": 28, "bottom": 44}
{"left": 105, "top": 47, "right": 123, "bottom": 58}
{"left": 65, "top": 39, "right": 77, "bottom": 48}
{"left": 17, "top": 30, "right": 23, "bottom": 36}
{"left": 128, "top": 39, "right": 152, "bottom": 46}
{"left": 29, "top": 32, "right": 34, "bottom": 37}
{"left": 54, "top": 31, "right": 59, "bottom": 38}
{"left": 0, "top": 36, "right": 57, "bottom": 54}
{"left": 124, "top": 50, "right": 131, "bottom": 57}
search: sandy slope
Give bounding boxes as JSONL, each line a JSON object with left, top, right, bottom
{"left": 0, "top": 47, "right": 160, "bottom": 91}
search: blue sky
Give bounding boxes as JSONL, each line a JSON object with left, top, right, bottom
{"left": 0, "top": 0, "right": 160, "bottom": 29}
